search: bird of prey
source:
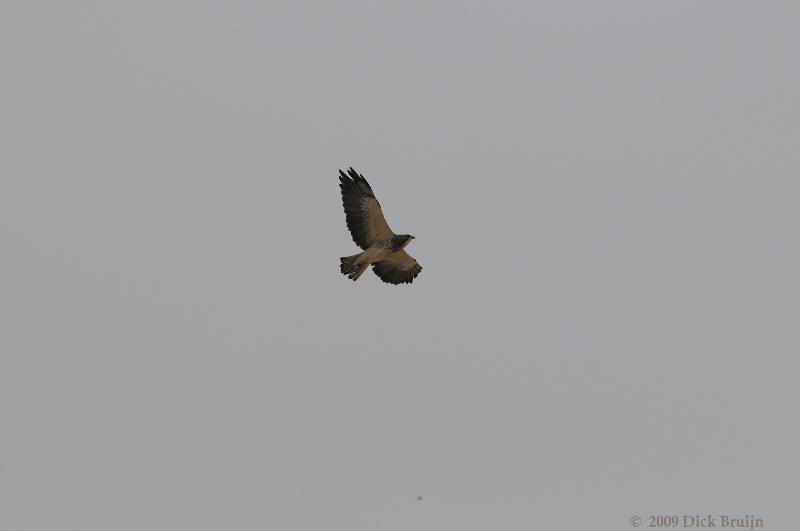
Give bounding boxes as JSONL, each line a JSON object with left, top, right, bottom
{"left": 338, "top": 167, "right": 422, "bottom": 285}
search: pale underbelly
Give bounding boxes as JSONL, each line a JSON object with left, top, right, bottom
{"left": 356, "top": 245, "right": 391, "bottom": 266}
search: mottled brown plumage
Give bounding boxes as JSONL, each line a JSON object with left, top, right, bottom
{"left": 338, "top": 168, "right": 422, "bottom": 285}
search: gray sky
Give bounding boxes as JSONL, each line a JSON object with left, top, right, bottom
{"left": 1, "top": 1, "right": 798, "bottom": 530}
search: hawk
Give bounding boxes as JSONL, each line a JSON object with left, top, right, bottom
{"left": 338, "top": 167, "right": 422, "bottom": 285}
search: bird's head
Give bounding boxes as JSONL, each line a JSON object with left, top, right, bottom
{"left": 392, "top": 234, "right": 415, "bottom": 250}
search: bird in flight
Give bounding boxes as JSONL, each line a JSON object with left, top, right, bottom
{"left": 338, "top": 167, "right": 422, "bottom": 285}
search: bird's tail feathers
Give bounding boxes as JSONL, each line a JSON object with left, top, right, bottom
{"left": 340, "top": 254, "right": 359, "bottom": 274}
{"left": 340, "top": 253, "right": 368, "bottom": 281}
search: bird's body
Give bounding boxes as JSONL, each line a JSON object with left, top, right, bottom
{"left": 338, "top": 168, "right": 422, "bottom": 285}
{"left": 340, "top": 234, "right": 415, "bottom": 281}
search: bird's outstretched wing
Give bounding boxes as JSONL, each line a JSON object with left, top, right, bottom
{"left": 339, "top": 168, "right": 394, "bottom": 250}
{"left": 372, "top": 250, "right": 422, "bottom": 285}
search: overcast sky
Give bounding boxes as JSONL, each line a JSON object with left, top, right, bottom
{"left": 1, "top": 1, "right": 798, "bottom": 530}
